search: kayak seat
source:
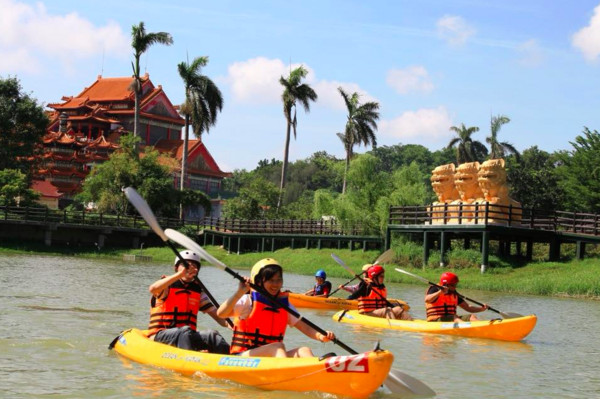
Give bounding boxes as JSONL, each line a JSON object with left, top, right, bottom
{"left": 319, "top": 352, "right": 337, "bottom": 361}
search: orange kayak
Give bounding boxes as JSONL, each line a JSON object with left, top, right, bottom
{"left": 289, "top": 292, "right": 410, "bottom": 311}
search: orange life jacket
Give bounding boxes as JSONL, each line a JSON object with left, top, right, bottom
{"left": 358, "top": 284, "right": 388, "bottom": 313}
{"left": 230, "top": 291, "right": 289, "bottom": 354}
{"left": 425, "top": 288, "right": 459, "bottom": 321}
{"left": 146, "top": 279, "right": 206, "bottom": 337}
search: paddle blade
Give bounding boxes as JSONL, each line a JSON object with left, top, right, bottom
{"left": 500, "top": 311, "right": 524, "bottom": 319}
{"left": 123, "top": 187, "right": 168, "bottom": 241}
{"left": 374, "top": 248, "right": 395, "bottom": 265}
{"left": 164, "top": 229, "right": 226, "bottom": 269}
{"left": 331, "top": 253, "right": 357, "bottom": 278}
{"left": 384, "top": 368, "right": 436, "bottom": 397}
{"left": 394, "top": 267, "right": 431, "bottom": 284}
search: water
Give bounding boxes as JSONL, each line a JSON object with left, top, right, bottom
{"left": 1, "top": 254, "right": 599, "bottom": 399}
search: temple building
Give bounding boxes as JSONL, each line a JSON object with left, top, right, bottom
{"left": 32, "top": 74, "right": 230, "bottom": 218}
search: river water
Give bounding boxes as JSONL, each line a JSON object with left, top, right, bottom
{"left": 1, "top": 254, "right": 598, "bottom": 399}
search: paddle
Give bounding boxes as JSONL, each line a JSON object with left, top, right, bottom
{"left": 394, "top": 267, "right": 523, "bottom": 320}
{"left": 331, "top": 253, "right": 408, "bottom": 310}
{"left": 164, "top": 228, "right": 435, "bottom": 397}
{"left": 327, "top": 249, "right": 395, "bottom": 298}
{"left": 123, "top": 187, "right": 233, "bottom": 328}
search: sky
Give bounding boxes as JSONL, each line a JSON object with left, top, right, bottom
{"left": 3, "top": 0, "right": 600, "bottom": 172}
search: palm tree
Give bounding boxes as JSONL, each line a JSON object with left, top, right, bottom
{"left": 487, "top": 114, "right": 519, "bottom": 160}
{"left": 130, "top": 22, "right": 173, "bottom": 139}
{"left": 446, "top": 123, "right": 488, "bottom": 164}
{"left": 278, "top": 66, "right": 317, "bottom": 208}
{"left": 337, "top": 87, "right": 380, "bottom": 193}
{"left": 177, "top": 56, "right": 223, "bottom": 219}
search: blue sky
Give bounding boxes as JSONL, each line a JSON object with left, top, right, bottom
{"left": 3, "top": 0, "right": 600, "bottom": 172}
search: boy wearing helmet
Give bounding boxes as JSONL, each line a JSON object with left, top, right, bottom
{"left": 217, "top": 258, "right": 335, "bottom": 357}
{"left": 354, "top": 265, "right": 412, "bottom": 320}
{"left": 425, "top": 272, "right": 488, "bottom": 322}
{"left": 304, "top": 269, "right": 332, "bottom": 297}
{"left": 146, "top": 250, "right": 230, "bottom": 354}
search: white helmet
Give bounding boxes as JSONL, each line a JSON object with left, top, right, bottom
{"left": 174, "top": 250, "right": 201, "bottom": 268}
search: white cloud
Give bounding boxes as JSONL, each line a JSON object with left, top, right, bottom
{"left": 226, "top": 57, "right": 376, "bottom": 109}
{"left": 572, "top": 4, "right": 600, "bottom": 61}
{"left": 0, "top": 0, "right": 129, "bottom": 74}
{"left": 437, "top": 15, "right": 475, "bottom": 46}
{"left": 517, "top": 39, "right": 544, "bottom": 67}
{"left": 380, "top": 107, "right": 453, "bottom": 143}
{"left": 386, "top": 66, "right": 434, "bottom": 94}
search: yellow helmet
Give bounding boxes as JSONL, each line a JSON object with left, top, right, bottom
{"left": 250, "top": 258, "right": 281, "bottom": 284}
{"left": 362, "top": 263, "right": 373, "bottom": 272}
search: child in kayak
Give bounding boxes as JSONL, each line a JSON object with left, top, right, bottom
{"left": 339, "top": 264, "right": 371, "bottom": 299}
{"left": 217, "top": 258, "right": 336, "bottom": 357}
{"left": 425, "top": 272, "right": 488, "bottom": 322}
{"left": 304, "top": 269, "right": 332, "bottom": 297}
{"left": 146, "top": 250, "right": 231, "bottom": 354}
{"left": 355, "top": 265, "right": 412, "bottom": 320}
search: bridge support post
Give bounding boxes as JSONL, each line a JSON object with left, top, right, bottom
{"left": 132, "top": 236, "right": 140, "bottom": 249}
{"left": 440, "top": 231, "right": 447, "bottom": 267}
{"left": 44, "top": 230, "right": 52, "bottom": 246}
{"left": 549, "top": 238, "right": 560, "bottom": 261}
{"left": 481, "top": 231, "right": 489, "bottom": 273}
{"left": 97, "top": 234, "right": 106, "bottom": 249}
{"left": 464, "top": 238, "right": 471, "bottom": 250}
{"left": 576, "top": 241, "right": 586, "bottom": 260}
{"left": 423, "top": 231, "right": 430, "bottom": 268}
{"left": 526, "top": 240, "right": 533, "bottom": 261}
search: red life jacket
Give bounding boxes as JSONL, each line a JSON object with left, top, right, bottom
{"left": 146, "top": 279, "right": 206, "bottom": 337}
{"left": 230, "top": 291, "right": 289, "bottom": 354}
{"left": 425, "top": 288, "right": 459, "bottom": 321}
{"left": 358, "top": 284, "right": 388, "bottom": 313}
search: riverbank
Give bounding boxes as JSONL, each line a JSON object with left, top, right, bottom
{"left": 1, "top": 240, "right": 598, "bottom": 299}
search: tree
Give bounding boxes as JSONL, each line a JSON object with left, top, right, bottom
{"left": 556, "top": 127, "right": 600, "bottom": 213}
{"left": 0, "top": 77, "right": 48, "bottom": 174}
{"left": 446, "top": 123, "right": 488, "bottom": 164}
{"left": 222, "top": 176, "right": 280, "bottom": 219}
{"left": 278, "top": 66, "right": 317, "bottom": 208}
{"left": 177, "top": 56, "right": 223, "bottom": 218}
{"left": 336, "top": 87, "right": 380, "bottom": 193}
{"left": 130, "top": 22, "right": 173, "bottom": 139}
{"left": 76, "top": 134, "right": 207, "bottom": 217}
{"left": 0, "top": 169, "right": 39, "bottom": 206}
{"left": 506, "top": 146, "right": 563, "bottom": 211}
{"left": 487, "top": 114, "right": 519, "bottom": 160}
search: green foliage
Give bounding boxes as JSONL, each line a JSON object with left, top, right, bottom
{"left": 447, "top": 123, "right": 488, "bottom": 164}
{"left": 222, "top": 176, "right": 279, "bottom": 219}
{"left": 76, "top": 134, "right": 191, "bottom": 217}
{"left": 0, "top": 77, "right": 48, "bottom": 174}
{"left": 506, "top": 146, "right": 563, "bottom": 210}
{"left": 556, "top": 127, "right": 600, "bottom": 212}
{"left": 0, "top": 169, "right": 39, "bottom": 206}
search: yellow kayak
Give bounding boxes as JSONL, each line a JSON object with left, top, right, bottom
{"left": 333, "top": 310, "right": 537, "bottom": 342}
{"left": 289, "top": 292, "right": 410, "bottom": 311}
{"left": 110, "top": 328, "right": 394, "bottom": 398}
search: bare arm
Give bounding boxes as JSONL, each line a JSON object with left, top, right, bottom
{"left": 206, "top": 307, "right": 229, "bottom": 328}
{"left": 149, "top": 268, "right": 185, "bottom": 298}
{"left": 425, "top": 286, "right": 444, "bottom": 303}
{"left": 217, "top": 277, "right": 250, "bottom": 318}
{"left": 459, "top": 301, "right": 488, "bottom": 313}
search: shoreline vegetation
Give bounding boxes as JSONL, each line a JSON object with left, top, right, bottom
{"left": 1, "top": 240, "right": 598, "bottom": 300}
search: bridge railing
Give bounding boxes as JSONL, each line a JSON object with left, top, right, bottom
{"left": 388, "top": 204, "right": 600, "bottom": 236}
{"left": 0, "top": 205, "right": 367, "bottom": 236}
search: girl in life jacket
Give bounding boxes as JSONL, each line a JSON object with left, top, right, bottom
{"left": 217, "top": 258, "right": 336, "bottom": 357}
{"left": 355, "top": 265, "right": 412, "bottom": 320}
{"left": 304, "top": 269, "right": 332, "bottom": 297}
{"left": 425, "top": 272, "right": 488, "bottom": 322}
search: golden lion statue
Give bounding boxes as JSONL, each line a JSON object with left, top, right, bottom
{"left": 430, "top": 163, "right": 459, "bottom": 224}
{"left": 476, "top": 159, "right": 521, "bottom": 224}
{"left": 449, "top": 162, "right": 484, "bottom": 224}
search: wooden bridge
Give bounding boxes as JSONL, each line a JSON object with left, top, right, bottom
{"left": 386, "top": 203, "right": 600, "bottom": 271}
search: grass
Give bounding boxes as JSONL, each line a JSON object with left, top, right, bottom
{"left": 1, "top": 239, "right": 598, "bottom": 300}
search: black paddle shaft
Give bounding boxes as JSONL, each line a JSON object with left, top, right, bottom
{"left": 222, "top": 266, "right": 358, "bottom": 355}
{"left": 326, "top": 275, "right": 359, "bottom": 297}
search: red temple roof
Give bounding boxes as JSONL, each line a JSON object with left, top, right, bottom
{"left": 31, "top": 180, "right": 63, "bottom": 199}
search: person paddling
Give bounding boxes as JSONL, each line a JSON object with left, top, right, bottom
{"left": 355, "top": 265, "right": 412, "bottom": 320}
{"left": 425, "top": 272, "right": 488, "bottom": 322}
{"left": 339, "top": 264, "right": 371, "bottom": 299}
{"left": 217, "top": 258, "right": 335, "bottom": 357}
{"left": 146, "top": 250, "right": 230, "bottom": 354}
{"left": 304, "top": 269, "right": 332, "bottom": 297}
